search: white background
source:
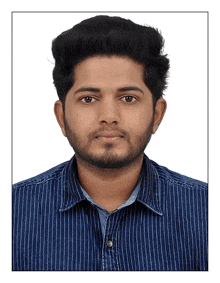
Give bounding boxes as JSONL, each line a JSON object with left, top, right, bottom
{"left": 13, "top": 12, "right": 207, "bottom": 183}
{"left": 1, "top": 2, "right": 220, "bottom": 283}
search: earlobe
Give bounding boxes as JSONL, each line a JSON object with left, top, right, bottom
{"left": 152, "top": 98, "right": 167, "bottom": 134}
{"left": 54, "top": 100, "right": 67, "bottom": 137}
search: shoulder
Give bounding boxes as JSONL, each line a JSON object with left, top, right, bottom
{"left": 149, "top": 159, "right": 207, "bottom": 191}
{"left": 13, "top": 160, "right": 69, "bottom": 191}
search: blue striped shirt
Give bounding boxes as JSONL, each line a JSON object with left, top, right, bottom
{"left": 12, "top": 155, "right": 208, "bottom": 271}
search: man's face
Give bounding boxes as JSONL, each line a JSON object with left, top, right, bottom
{"left": 55, "top": 55, "right": 166, "bottom": 169}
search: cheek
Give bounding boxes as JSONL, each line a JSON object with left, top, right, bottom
{"left": 124, "top": 108, "right": 153, "bottom": 134}
{"left": 66, "top": 108, "right": 96, "bottom": 132}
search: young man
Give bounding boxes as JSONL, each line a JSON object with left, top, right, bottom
{"left": 12, "top": 15, "right": 208, "bottom": 271}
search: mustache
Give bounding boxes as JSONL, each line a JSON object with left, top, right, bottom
{"left": 88, "top": 127, "right": 129, "bottom": 139}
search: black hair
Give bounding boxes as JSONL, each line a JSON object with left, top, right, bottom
{"left": 52, "top": 15, "right": 170, "bottom": 106}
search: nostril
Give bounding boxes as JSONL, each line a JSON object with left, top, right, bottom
{"left": 100, "top": 120, "right": 117, "bottom": 125}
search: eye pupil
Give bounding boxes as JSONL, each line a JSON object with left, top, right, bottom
{"left": 125, "top": 96, "right": 133, "bottom": 102}
{"left": 84, "top": 97, "right": 92, "bottom": 103}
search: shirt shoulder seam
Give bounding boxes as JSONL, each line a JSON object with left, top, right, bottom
{"left": 12, "top": 160, "right": 70, "bottom": 191}
{"left": 13, "top": 173, "right": 62, "bottom": 191}
{"left": 150, "top": 162, "right": 207, "bottom": 191}
{"left": 159, "top": 174, "right": 207, "bottom": 190}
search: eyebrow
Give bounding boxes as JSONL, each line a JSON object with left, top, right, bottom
{"left": 74, "top": 87, "right": 100, "bottom": 95}
{"left": 74, "top": 86, "right": 144, "bottom": 95}
{"left": 117, "top": 86, "right": 144, "bottom": 94}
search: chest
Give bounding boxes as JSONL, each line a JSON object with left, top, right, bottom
{"left": 13, "top": 203, "right": 205, "bottom": 271}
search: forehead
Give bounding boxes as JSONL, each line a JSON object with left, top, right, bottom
{"left": 73, "top": 55, "right": 145, "bottom": 88}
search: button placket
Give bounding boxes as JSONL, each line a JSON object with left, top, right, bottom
{"left": 102, "top": 209, "right": 125, "bottom": 271}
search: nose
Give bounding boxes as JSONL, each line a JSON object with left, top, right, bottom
{"left": 98, "top": 98, "right": 120, "bottom": 125}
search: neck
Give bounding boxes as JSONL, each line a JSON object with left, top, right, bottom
{"left": 76, "top": 154, "right": 144, "bottom": 212}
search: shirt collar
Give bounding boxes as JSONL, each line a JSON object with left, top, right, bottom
{"left": 59, "top": 154, "right": 163, "bottom": 216}
{"left": 59, "top": 156, "right": 86, "bottom": 212}
{"left": 136, "top": 155, "right": 163, "bottom": 216}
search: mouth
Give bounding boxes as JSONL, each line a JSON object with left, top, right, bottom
{"left": 95, "top": 131, "right": 124, "bottom": 142}
{"left": 97, "top": 136, "right": 122, "bottom": 142}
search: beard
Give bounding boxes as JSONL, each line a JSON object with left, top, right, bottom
{"left": 63, "top": 117, "right": 153, "bottom": 169}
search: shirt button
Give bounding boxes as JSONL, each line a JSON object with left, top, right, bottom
{"left": 107, "top": 240, "right": 113, "bottom": 248}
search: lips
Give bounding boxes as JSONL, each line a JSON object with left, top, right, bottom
{"left": 95, "top": 131, "right": 124, "bottom": 139}
{"left": 95, "top": 131, "right": 124, "bottom": 142}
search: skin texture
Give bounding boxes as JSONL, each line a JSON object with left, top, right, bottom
{"left": 54, "top": 55, "right": 167, "bottom": 211}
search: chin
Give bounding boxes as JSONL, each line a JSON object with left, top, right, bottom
{"left": 91, "top": 158, "right": 128, "bottom": 169}
{"left": 77, "top": 149, "right": 142, "bottom": 169}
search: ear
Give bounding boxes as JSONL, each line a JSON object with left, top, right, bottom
{"left": 54, "top": 100, "right": 67, "bottom": 137}
{"left": 152, "top": 98, "right": 167, "bottom": 134}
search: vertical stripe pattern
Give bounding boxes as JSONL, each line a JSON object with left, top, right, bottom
{"left": 12, "top": 155, "right": 208, "bottom": 271}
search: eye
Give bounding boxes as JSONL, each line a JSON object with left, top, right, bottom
{"left": 121, "top": 96, "right": 137, "bottom": 103}
{"left": 81, "top": 96, "right": 96, "bottom": 103}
